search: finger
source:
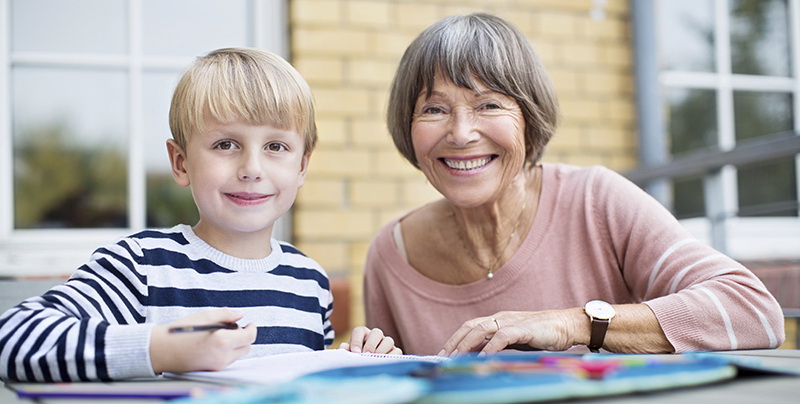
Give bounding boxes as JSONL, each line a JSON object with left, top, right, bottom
{"left": 374, "top": 336, "right": 396, "bottom": 354}
{"left": 480, "top": 326, "right": 527, "bottom": 354}
{"left": 339, "top": 342, "right": 351, "bottom": 350}
{"left": 390, "top": 346, "right": 403, "bottom": 355}
{"left": 454, "top": 318, "right": 500, "bottom": 354}
{"left": 441, "top": 318, "right": 486, "bottom": 355}
{"left": 361, "top": 328, "right": 386, "bottom": 353}
{"left": 206, "top": 308, "right": 245, "bottom": 323}
{"left": 348, "top": 326, "right": 370, "bottom": 353}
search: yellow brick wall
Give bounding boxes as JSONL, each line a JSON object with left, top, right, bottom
{"left": 289, "top": 0, "right": 636, "bottom": 332}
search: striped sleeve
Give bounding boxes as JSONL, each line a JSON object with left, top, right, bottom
{"left": 0, "top": 238, "right": 154, "bottom": 382}
{"left": 591, "top": 167, "right": 785, "bottom": 352}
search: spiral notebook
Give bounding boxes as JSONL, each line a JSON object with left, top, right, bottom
{"left": 169, "top": 348, "right": 447, "bottom": 386}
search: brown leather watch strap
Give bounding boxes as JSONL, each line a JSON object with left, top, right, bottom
{"left": 588, "top": 317, "right": 610, "bottom": 353}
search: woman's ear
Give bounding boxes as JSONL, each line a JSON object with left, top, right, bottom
{"left": 167, "top": 139, "right": 190, "bottom": 187}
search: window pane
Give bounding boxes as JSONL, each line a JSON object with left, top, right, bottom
{"left": 12, "top": 67, "right": 128, "bottom": 229}
{"left": 737, "top": 158, "right": 798, "bottom": 217}
{"left": 729, "top": 0, "right": 791, "bottom": 76}
{"left": 143, "top": 72, "right": 198, "bottom": 228}
{"left": 11, "top": 0, "right": 126, "bottom": 54}
{"left": 142, "top": 0, "right": 250, "bottom": 57}
{"left": 659, "top": 0, "right": 716, "bottom": 72}
{"left": 667, "top": 88, "right": 718, "bottom": 155}
{"left": 734, "top": 91, "right": 793, "bottom": 142}
{"left": 672, "top": 176, "right": 706, "bottom": 219}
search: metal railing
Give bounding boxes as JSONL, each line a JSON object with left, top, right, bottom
{"left": 624, "top": 131, "right": 800, "bottom": 254}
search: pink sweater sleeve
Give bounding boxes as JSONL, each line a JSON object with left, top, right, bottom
{"left": 591, "top": 167, "right": 785, "bottom": 352}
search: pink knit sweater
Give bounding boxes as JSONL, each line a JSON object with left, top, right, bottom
{"left": 364, "top": 164, "right": 784, "bottom": 355}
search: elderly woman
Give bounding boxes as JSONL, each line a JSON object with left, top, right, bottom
{"left": 356, "top": 13, "right": 784, "bottom": 356}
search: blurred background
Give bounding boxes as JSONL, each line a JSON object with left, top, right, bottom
{"left": 0, "top": 0, "right": 798, "bottom": 348}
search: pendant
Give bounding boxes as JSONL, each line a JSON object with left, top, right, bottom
{"left": 487, "top": 271, "right": 494, "bottom": 279}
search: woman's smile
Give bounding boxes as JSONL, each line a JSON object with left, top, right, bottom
{"left": 440, "top": 155, "right": 497, "bottom": 171}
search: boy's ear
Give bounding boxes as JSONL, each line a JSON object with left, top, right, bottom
{"left": 297, "top": 152, "right": 312, "bottom": 188}
{"left": 167, "top": 139, "right": 191, "bottom": 187}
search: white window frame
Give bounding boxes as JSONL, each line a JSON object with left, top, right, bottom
{"left": 0, "top": 0, "right": 290, "bottom": 277}
{"left": 640, "top": 0, "right": 800, "bottom": 260}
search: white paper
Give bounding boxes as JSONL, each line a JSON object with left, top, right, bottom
{"left": 169, "top": 349, "right": 446, "bottom": 386}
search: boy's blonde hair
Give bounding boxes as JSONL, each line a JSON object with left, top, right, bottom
{"left": 169, "top": 48, "right": 317, "bottom": 153}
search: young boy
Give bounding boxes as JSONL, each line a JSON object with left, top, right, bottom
{"left": 0, "top": 48, "right": 399, "bottom": 382}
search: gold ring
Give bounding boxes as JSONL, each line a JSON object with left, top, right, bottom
{"left": 492, "top": 317, "right": 500, "bottom": 331}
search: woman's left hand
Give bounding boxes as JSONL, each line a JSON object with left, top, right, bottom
{"left": 439, "top": 309, "right": 582, "bottom": 356}
{"left": 340, "top": 326, "right": 403, "bottom": 354}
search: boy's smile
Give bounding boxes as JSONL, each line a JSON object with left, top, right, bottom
{"left": 168, "top": 119, "right": 310, "bottom": 258}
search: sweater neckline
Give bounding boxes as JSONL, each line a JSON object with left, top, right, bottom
{"left": 176, "top": 224, "right": 284, "bottom": 272}
{"left": 382, "top": 164, "right": 557, "bottom": 303}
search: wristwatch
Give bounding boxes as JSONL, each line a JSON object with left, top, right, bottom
{"left": 584, "top": 300, "right": 616, "bottom": 353}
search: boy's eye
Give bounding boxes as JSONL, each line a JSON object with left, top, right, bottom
{"left": 214, "top": 141, "right": 236, "bottom": 150}
{"left": 266, "top": 142, "right": 287, "bottom": 152}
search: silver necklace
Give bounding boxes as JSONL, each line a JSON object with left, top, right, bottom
{"left": 453, "top": 199, "right": 528, "bottom": 280}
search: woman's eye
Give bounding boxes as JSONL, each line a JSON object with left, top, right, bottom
{"left": 267, "top": 142, "right": 287, "bottom": 152}
{"left": 422, "top": 106, "right": 444, "bottom": 114}
{"left": 482, "top": 102, "right": 502, "bottom": 110}
{"left": 215, "top": 141, "right": 236, "bottom": 150}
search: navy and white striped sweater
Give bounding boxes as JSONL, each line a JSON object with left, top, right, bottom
{"left": 0, "top": 225, "right": 334, "bottom": 382}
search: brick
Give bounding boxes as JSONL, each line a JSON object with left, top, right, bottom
{"left": 375, "top": 149, "right": 423, "bottom": 178}
{"left": 346, "top": 0, "right": 392, "bottom": 28}
{"left": 350, "top": 180, "right": 399, "bottom": 207}
{"left": 314, "top": 88, "right": 372, "bottom": 116}
{"left": 371, "top": 32, "right": 416, "bottom": 57}
{"left": 394, "top": 2, "right": 440, "bottom": 29}
{"left": 561, "top": 42, "right": 603, "bottom": 66}
{"left": 294, "top": 29, "right": 371, "bottom": 56}
{"left": 533, "top": 12, "right": 578, "bottom": 39}
{"left": 294, "top": 57, "right": 343, "bottom": 85}
{"left": 351, "top": 118, "right": 393, "bottom": 148}
{"left": 401, "top": 177, "right": 442, "bottom": 206}
{"left": 293, "top": 241, "right": 349, "bottom": 274}
{"left": 549, "top": 69, "right": 580, "bottom": 95}
{"left": 346, "top": 58, "right": 398, "bottom": 87}
{"left": 296, "top": 178, "right": 345, "bottom": 207}
{"left": 291, "top": 0, "right": 341, "bottom": 26}
{"left": 559, "top": 98, "right": 606, "bottom": 122}
{"left": 315, "top": 118, "right": 348, "bottom": 146}
{"left": 295, "top": 209, "right": 374, "bottom": 239}
{"left": 581, "top": 70, "right": 633, "bottom": 95}
{"left": 310, "top": 149, "right": 371, "bottom": 177}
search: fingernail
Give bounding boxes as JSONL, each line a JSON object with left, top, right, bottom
{"left": 477, "top": 351, "right": 486, "bottom": 357}
{"left": 437, "top": 349, "right": 446, "bottom": 356}
{"left": 449, "top": 349, "right": 459, "bottom": 357}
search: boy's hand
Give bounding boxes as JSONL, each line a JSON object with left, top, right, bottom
{"left": 340, "top": 326, "right": 402, "bottom": 355}
{"left": 149, "top": 308, "right": 257, "bottom": 374}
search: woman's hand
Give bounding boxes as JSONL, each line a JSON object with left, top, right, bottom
{"left": 439, "top": 309, "right": 583, "bottom": 356}
{"left": 150, "top": 308, "right": 257, "bottom": 374}
{"left": 340, "top": 326, "right": 403, "bottom": 354}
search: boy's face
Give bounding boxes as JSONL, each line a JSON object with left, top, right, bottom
{"left": 168, "top": 119, "right": 309, "bottom": 252}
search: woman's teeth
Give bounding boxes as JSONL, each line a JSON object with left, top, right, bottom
{"left": 443, "top": 157, "right": 491, "bottom": 170}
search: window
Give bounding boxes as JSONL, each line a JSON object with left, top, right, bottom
{"left": 636, "top": 0, "right": 799, "bottom": 259}
{"left": 0, "top": 0, "right": 288, "bottom": 276}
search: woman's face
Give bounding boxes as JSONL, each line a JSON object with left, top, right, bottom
{"left": 411, "top": 77, "right": 527, "bottom": 208}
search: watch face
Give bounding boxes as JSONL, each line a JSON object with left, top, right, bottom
{"left": 585, "top": 300, "right": 616, "bottom": 320}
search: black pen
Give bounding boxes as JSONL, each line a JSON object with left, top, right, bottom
{"left": 168, "top": 322, "right": 240, "bottom": 333}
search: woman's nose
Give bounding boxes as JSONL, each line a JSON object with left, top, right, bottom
{"left": 446, "top": 109, "right": 480, "bottom": 146}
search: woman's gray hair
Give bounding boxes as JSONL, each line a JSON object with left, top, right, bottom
{"left": 387, "top": 13, "right": 559, "bottom": 168}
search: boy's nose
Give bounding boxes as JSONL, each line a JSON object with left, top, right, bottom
{"left": 238, "top": 154, "right": 263, "bottom": 181}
